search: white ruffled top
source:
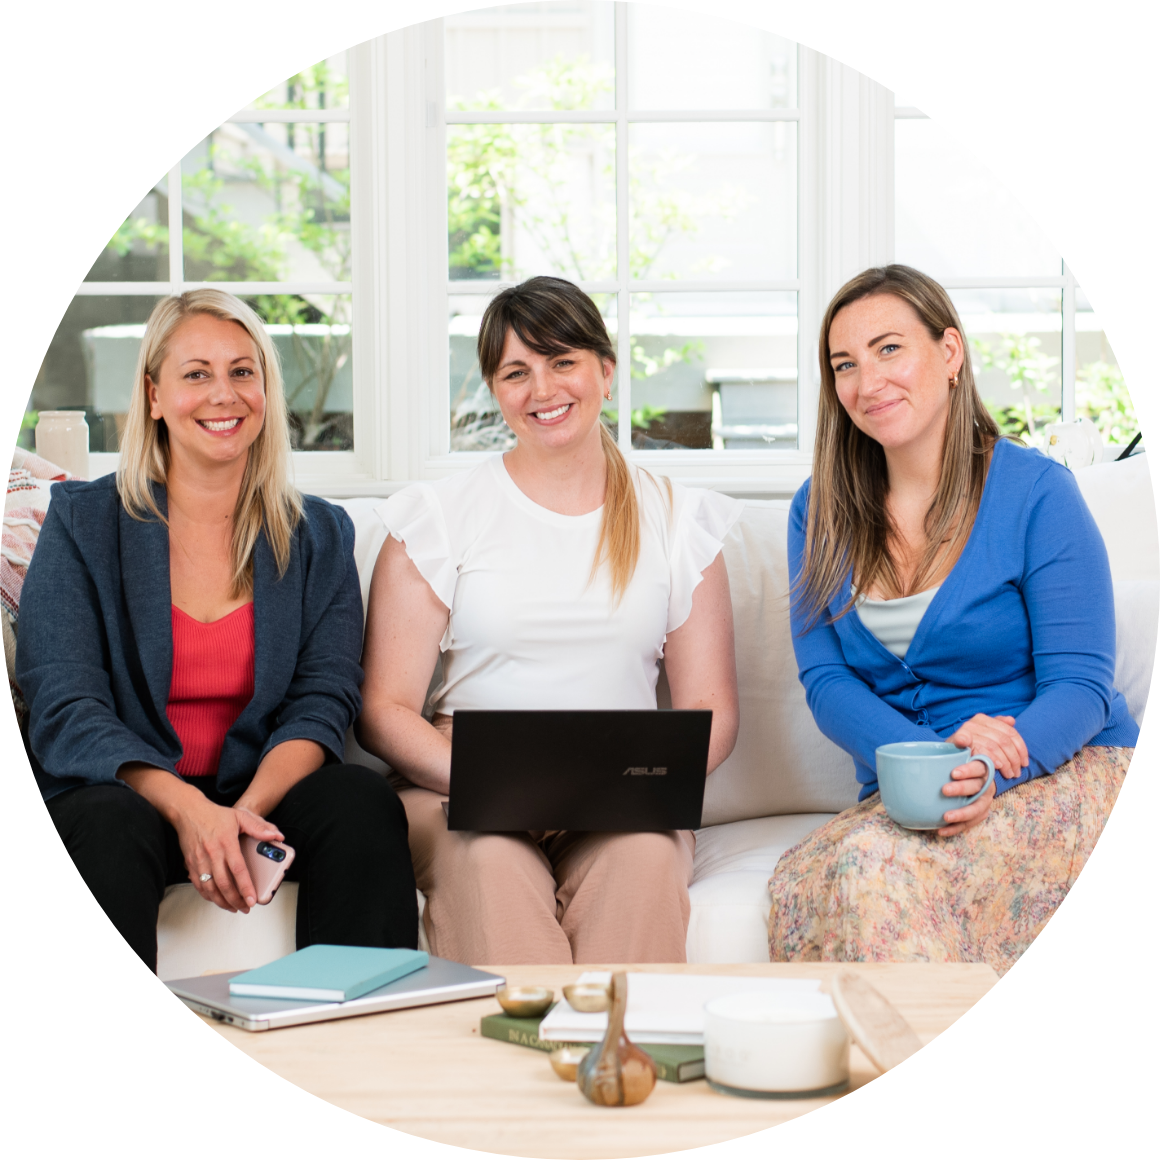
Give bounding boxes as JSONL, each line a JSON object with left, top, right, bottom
{"left": 375, "top": 454, "right": 744, "bottom": 715}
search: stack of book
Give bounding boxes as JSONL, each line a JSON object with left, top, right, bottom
{"left": 481, "top": 971, "right": 824, "bottom": 1083}
{"left": 479, "top": 1009, "right": 706, "bottom": 1083}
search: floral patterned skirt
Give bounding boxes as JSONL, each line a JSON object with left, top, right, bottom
{"left": 767, "top": 747, "right": 1132, "bottom": 975}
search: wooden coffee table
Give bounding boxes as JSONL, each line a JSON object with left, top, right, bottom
{"left": 202, "top": 961, "right": 997, "bottom": 1158}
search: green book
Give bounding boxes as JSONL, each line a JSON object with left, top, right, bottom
{"left": 479, "top": 1008, "right": 705, "bottom": 1083}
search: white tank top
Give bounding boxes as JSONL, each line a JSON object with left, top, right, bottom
{"left": 854, "top": 586, "right": 941, "bottom": 659}
{"left": 375, "top": 455, "right": 744, "bottom": 714}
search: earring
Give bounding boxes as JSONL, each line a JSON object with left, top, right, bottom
{"left": 605, "top": 389, "right": 613, "bottom": 401}
{"left": 950, "top": 370, "right": 961, "bottom": 388}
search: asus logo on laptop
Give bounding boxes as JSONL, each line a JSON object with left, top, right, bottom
{"left": 623, "top": 766, "right": 668, "bottom": 776}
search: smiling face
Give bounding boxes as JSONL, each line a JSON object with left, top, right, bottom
{"left": 827, "top": 293, "right": 964, "bottom": 459}
{"left": 146, "top": 313, "right": 266, "bottom": 473}
{"left": 489, "top": 327, "right": 614, "bottom": 455}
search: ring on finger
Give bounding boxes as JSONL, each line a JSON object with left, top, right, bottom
{"left": 199, "top": 872, "right": 213, "bottom": 883}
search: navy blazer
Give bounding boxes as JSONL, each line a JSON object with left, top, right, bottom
{"left": 16, "top": 475, "right": 364, "bottom": 802}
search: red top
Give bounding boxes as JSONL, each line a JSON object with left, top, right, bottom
{"left": 167, "top": 603, "right": 255, "bottom": 776}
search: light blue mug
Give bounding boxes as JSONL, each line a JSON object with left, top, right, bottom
{"left": 874, "top": 742, "right": 996, "bottom": 831}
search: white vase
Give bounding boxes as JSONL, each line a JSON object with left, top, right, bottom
{"left": 34, "top": 411, "right": 89, "bottom": 479}
{"left": 1042, "top": 417, "right": 1104, "bottom": 469}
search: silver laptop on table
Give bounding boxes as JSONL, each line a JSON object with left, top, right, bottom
{"left": 168, "top": 956, "right": 505, "bottom": 1032}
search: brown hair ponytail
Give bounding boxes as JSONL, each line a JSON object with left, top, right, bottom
{"left": 477, "top": 276, "right": 651, "bottom": 602}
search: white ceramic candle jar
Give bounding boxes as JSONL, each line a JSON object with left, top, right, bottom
{"left": 35, "top": 411, "right": 89, "bottom": 479}
{"left": 703, "top": 991, "right": 849, "bottom": 1097}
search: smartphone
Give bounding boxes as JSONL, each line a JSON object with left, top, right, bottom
{"left": 240, "top": 836, "right": 296, "bottom": 905}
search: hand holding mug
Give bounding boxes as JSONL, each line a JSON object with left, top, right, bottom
{"left": 936, "top": 762, "right": 997, "bottom": 837}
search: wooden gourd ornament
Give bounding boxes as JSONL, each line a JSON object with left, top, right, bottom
{"left": 576, "top": 971, "right": 656, "bottom": 1106}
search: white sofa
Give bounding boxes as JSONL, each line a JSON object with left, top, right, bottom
{"left": 155, "top": 453, "right": 1159, "bottom": 980}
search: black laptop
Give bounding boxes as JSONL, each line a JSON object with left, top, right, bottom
{"left": 446, "top": 709, "right": 712, "bottom": 832}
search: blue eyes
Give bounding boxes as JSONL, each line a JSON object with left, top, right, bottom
{"left": 832, "top": 344, "right": 901, "bottom": 373}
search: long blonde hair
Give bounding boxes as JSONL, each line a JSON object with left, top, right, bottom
{"left": 476, "top": 276, "right": 663, "bottom": 602}
{"left": 116, "top": 289, "right": 303, "bottom": 597}
{"left": 798, "top": 265, "right": 1000, "bottom": 626}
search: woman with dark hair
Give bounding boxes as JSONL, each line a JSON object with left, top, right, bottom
{"left": 358, "top": 276, "right": 741, "bottom": 965}
{"left": 770, "top": 264, "right": 1137, "bottom": 972}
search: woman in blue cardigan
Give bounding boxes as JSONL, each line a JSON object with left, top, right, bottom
{"left": 17, "top": 289, "right": 417, "bottom": 972}
{"left": 770, "top": 265, "right": 1137, "bottom": 972}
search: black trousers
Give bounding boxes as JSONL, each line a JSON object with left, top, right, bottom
{"left": 45, "top": 764, "right": 419, "bottom": 973}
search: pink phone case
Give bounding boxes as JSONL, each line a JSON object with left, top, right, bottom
{"left": 240, "top": 836, "right": 296, "bottom": 904}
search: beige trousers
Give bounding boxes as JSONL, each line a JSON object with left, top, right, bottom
{"left": 398, "top": 785, "right": 695, "bottom": 965}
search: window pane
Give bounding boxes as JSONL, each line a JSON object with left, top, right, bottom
{"left": 181, "top": 122, "right": 350, "bottom": 283}
{"left": 241, "top": 52, "right": 349, "bottom": 111}
{"left": 629, "top": 292, "right": 797, "bottom": 450}
{"left": 446, "top": 2, "right": 615, "bottom": 112}
{"left": 447, "top": 122, "right": 616, "bottom": 282}
{"left": 628, "top": 4, "right": 796, "bottom": 110}
{"left": 258, "top": 294, "right": 353, "bottom": 451}
{"left": 630, "top": 122, "right": 796, "bottom": 282}
{"left": 1076, "top": 288, "right": 1137, "bottom": 449}
{"left": 84, "top": 189, "right": 170, "bottom": 283}
{"left": 449, "top": 291, "right": 616, "bottom": 451}
{"left": 954, "top": 288, "right": 1062, "bottom": 438}
{"left": 28, "top": 295, "right": 165, "bottom": 453}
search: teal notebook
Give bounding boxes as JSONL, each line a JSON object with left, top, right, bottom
{"left": 228, "top": 945, "right": 429, "bottom": 1002}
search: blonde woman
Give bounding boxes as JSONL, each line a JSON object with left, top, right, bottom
{"left": 358, "top": 276, "right": 741, "bottom": 965}
{"left": 771, "top": 265, "right": 1136, "bottom": 972}
{"left": 17, "top": 289, "right": 417, "bottom": 972}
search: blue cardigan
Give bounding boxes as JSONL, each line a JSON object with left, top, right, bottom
{"left": 15, "top": 475, "right": 365, "bottom": 802}
{"left": 788, "top": 439, "right": 1139, "bottom": 799}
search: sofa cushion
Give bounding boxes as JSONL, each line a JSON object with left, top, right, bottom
{"left": 1073, "top": 453, "right": 1158, "bottom": 582}
{"left": 1075, "top": 454, "right": 1157, "bottom": 726}
{"left": 703, "top": 502, "right": 859, "bottom": 824}
{"left": 687, "top": 813, "right": 835, "bottom": 963}
{"left": 691, "top": 812, "right": 836, "bottom": 879}
{"left": 333, "top": 496, "right": 391, "bottom": 624}
{"left": 1113, "top": 579, "right": 1158, "bottom": 724}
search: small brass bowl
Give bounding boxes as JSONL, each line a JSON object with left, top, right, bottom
{"left": 495, "top": 985, "right": 554, "bottom": 1019}
{"left": 549, "top": 1045, "right": 591, "bottom": 1082}
{"left": 563, "top": 982, "right": 611, "bottom": 1013}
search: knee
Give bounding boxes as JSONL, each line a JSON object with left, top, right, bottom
{"left": 459, "top": 832, "right": 528, "bottom": 875}
{"left": 303, "top": 764, "right": 408, "bottom": 836}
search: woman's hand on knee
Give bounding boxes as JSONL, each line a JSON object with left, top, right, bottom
{"left": 937, "top": 762, "right": 996, "bottom": 836}
{"left": 173, "top": 796, "right": 282, "bottom": 913}
{"left": 947, "top": 713, "right": 1027, "bottom": 780}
